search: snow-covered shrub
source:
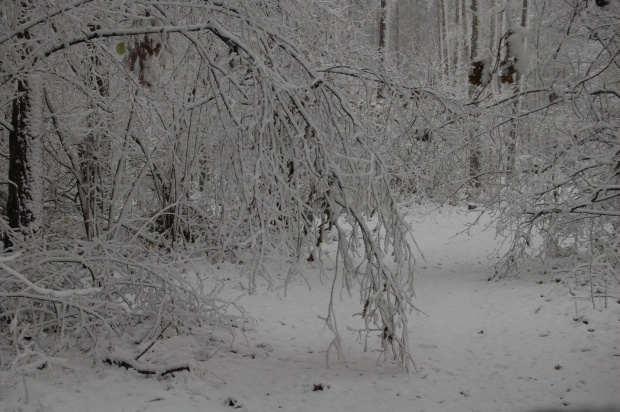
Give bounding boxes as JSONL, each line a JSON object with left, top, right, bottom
{"left": 0, "top": 236, "right": 235, "bottom": 374}
{"left": 484, "top": 3, "right": 619, "bottom": 295}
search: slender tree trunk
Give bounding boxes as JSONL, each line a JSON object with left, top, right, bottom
{"left": 507, "top": 0, "right": 528, "bottom": 175}
{"left": 436, "top": 0, "right": 444, "bottom": 80}
{"left": 454, "top": 0, "right": 461, "bottom": 85}
{"left": 393, "top": 0, "right": 400, "bottom": 67}
{"left": 468, "top": 0, "right": 481, "bottom": 209}
{"left": 490, "top": 0, "right": 497, "bottom": 53}
{"left": 378, "top": 0, "right": 388, "bottom": 98}
{"left": 440, "top": 0, "right": 450, "bottom": 78}
{"left": 520, "top": 0, "right": 528, "bottom": 30}
{"left": 462, "top": 0, "right": 469, "bottom": 73}
{"left": 497, "top": 6, "right": 507, "bottom": 90}
{"left": 379, "top": 0, "right": 387, "bottom": 53}
{"left": 469, "top": 0, "right": 478, "bottom": 63}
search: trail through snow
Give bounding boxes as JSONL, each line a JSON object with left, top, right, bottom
{"left": 2, "top": 206, "right": 619, "bottom": 412}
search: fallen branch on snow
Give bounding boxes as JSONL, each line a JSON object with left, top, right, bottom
{"left": 103, "top": 354, "right": 192, "bottom": 377}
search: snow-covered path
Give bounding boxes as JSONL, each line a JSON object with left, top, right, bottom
{"left": 410, "top": 209, "right": 620, "bottom": 412}
{"left": 3, "top": 207, "right": 619, "bottom": 412}
{"left": 201, "top": 207, "right": 620, "bottom": 412}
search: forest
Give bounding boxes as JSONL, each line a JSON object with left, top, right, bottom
{"left": 0, "top": 0, "right": 618, "bottom": 397}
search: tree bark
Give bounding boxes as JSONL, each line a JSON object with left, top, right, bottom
{"left": 379, "top": 0, "right": 387, "bottom": 55}
{"left": 468, "top": 0, "right": 481, "bottom": 208}
{"left": 439, "top": 0, "right": 449, "bottom": 77}
{"left": 462, "top": 0, "right": 469, "bottom": 73}
{"left": 490, "top": 0, "right": 497, "bottom": 53}
{"left": 6, "top": 75, "right": 43, "bottom": 247}
{"left": 393, "top": 0, "right": 400, "bottom": 67}
{"left": 507, "top": 0, "right": 528, "bottom": 175}
{"left": 469, "top": 0, "right": 478, "bottom": 62}
{"left": 378, "top": 0, "right": 388, "bottom": 98}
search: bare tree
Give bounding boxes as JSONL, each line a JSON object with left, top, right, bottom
{"left": 0, "top": 0, "right": 421, "bottom": 372}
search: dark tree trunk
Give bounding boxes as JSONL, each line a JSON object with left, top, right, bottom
{"left": 5, "top": 76, "right": 42, "bottom": 248}
{"left": 4, "top": 4, "right": 43, "bottom": 248}
{"left": 378, "top": 0, "right": 388, "bottom": 98}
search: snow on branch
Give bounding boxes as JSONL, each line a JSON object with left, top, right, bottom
{"left": 0, "top": 0, "right": 423, "bottom": 372}
{"left": 0, "top": 253, "right": 101, "bottom": 298}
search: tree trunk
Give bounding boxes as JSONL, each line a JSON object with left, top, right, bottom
{"left": 468, "top": 0, "right": 481, "bottom": 208}
{"left": 6, "top": 75, "right": 43, "bottom": 247}
{"left": 469, "top": 0, "right": 478, "bottom": 62}
{"left": 462, "top": 0, "right": 469, "bottom": 73}
{"left": 379, "top": 0, "right": 387, "bottom": 55}
{"left": 393, "top": 0, "right": 400, "bottom": 67}
{"left": 454, "top": 0, "right": 461, "bottom": 85}
{"left": 490, "top": 0, "right": 497, "bottom": 53}
{"left": 439, "top": 0, "right": 450, "bottom": 78}
{"left": 507, "top": 0, "right": 528, "bottom": 175}
{"left": 378, "top": 0, "right": 388, "bottom": 98}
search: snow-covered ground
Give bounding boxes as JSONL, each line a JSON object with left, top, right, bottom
{"left": 2, "top": 206, "right": 619, "bottom": 412}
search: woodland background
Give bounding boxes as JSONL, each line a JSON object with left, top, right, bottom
{"left": 0, "top": 0, "right": 618, "bottom": 376}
